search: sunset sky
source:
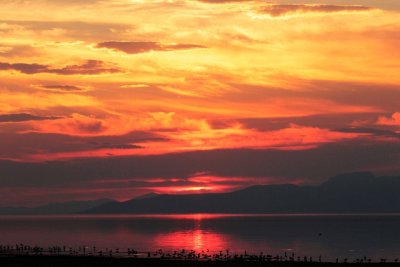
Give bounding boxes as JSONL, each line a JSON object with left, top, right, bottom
{"left": 1, "top": 0, "right": 400, "bottom": 206}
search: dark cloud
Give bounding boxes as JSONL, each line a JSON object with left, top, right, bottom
{"left": 307, "top": 81, "right": 400, "bottom": 111}
{"left": 0, "top": 113, "right": 60, "bottom": 123}
{"left": 0, "top": 60, "right": 119, "bottom": 75}
{"left": 51, "top": 60, "right": 120, "bottom": 75}
{"left": 1, "top": 134, "right": 400, "bottom": 206}
{"left": 97, "top": 144, "right": 144, "bottom": 150}
{"left": 1, "top": 138, "right": 399, "bottom": 188}
{"left": 260, "top": 4, "right": 372, "bottom": 16}
{"left": 97, "top": 41, "right": 205, "bottom": 54}
{"left": 0, "top": 131, "right": 167, "bottom": 159}
{"left": 0, "top": 62, "right": 47, "bottom": 74}
{"left": 238, "top": 113, "right": 383, "bottom": 132}
{"left": 89, "top": 131, "right": 167, "bottom": 144}
{"left": 35, "top": 85, "right": 89, "bottom": 93}
{"left": 337, "top": 127, "right": 400, "bottom": 139}
{"left": 227, "top": 80, "right": 400, "bottom": 111}
{"left": 76, "top": 120, "right": 105, "bottom": 133}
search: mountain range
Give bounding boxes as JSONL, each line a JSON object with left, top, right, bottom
{"left": 85, "top": 172, "right": 400, "bottom": 214}
{"left": 1, "top": 172, "right": 400, "bottom": 215}
{"left": 0, "top": 199, "right": 113, "bottom": 215}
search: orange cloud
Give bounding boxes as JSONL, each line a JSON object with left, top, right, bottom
{"left": 97, "top": 41, "right": 205, "bottom": 54}
{"left": 258, "top": 4, "right": 373, "bottom": 17}
{"left": 0, "top": 60, "right": 119, "bottom": 75}
{"left": 0, "top": 91, "right": 99, "bottom": 113}
{"left": 31, "top": 113, "right": 106, "bottom": 136}
{"left": 164, "top": 119, "right": 366, "bottom": 152}
{"left": 19, "top": 118, "right": 367, "bottom": 162}
{"left": 377, "top": 112, "right": 400, "bottom": 127}
{"left": 0, "top": 113, "right": 60, "bottom": 123}
{"left": 33, "top": 84, "right": 91, "bottom": 93}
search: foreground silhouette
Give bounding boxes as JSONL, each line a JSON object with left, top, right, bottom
{"left": 1, "top": 244, "right": 399, "bottom": 266}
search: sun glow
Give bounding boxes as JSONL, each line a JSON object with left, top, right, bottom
{"left": 149, "top": 185, "right": 235, "bottom": 195}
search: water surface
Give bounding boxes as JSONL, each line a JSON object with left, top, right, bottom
{"left": 0, "top": 214, "right": 399, "bottom": 261}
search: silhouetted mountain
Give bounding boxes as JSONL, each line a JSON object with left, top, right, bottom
{"left": 84, "top": 172, "right": 400, "bottom": 214}
{"left": 0, "top": 199, "right": 114, "bottom": 215}
{"left": 134, "top": 192, "right": 159, "bottom": 200}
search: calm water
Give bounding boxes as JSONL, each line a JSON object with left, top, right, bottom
{"left": 0, "top": 214, "right": 399, "bottom": 261}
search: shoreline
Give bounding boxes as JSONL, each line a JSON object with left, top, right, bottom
{"left": 1, "top": 255, "right": 400, "bottom": 267}
{"left": 1, "top": 245, "right": 399, "bottom": 265}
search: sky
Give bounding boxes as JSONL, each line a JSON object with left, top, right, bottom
{"left": 0, "top": 0, "right": 399, "bottom": 206}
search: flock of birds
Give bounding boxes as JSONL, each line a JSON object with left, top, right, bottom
{"left": 0, "top": 244, "right": 398, "bottom": 264}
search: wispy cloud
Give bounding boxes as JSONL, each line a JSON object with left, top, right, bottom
{"left": 97, "top": 41, "right": 205, "bottom": 54}
{"left": 0, "top": 60, "right": 119, "bottom": 75}
{"left": 0, "top": 113, "right": 60, "bottom": 123}
{"left": 33, "top": 84, "right": 90, "bottom": 93}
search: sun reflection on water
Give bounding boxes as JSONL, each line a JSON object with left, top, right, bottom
{"left": 154, "top": 214, "right": 229, "bottom": 252}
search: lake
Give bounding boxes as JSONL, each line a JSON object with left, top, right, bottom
{"left": 0, "top": 214, "right": 399, "bottom": 262}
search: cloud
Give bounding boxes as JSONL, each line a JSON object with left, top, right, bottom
{"left": 377, "top": 112, "right": 400, "bottom": 127}
{"left": 227, "top": 80, "right": 400, "bottom": 112}
{"left": 27, "top": 113, "right": 108, "bottom": 136}
{"left": 88, "top": 131, "right": 167, "bottom": 144}
{"left": 75, "top": 120, "right": 104, "bottom": 133}
{"left": 1, "top": 129, "right": 399, "bottom": 205}
{"left": 259, "top": 4, "right": 373, "bottom": 17}
{"left": 336, "top": 127, "right": 400, "bottom": 139}
{"left": 34, "top": 84, "right": 90, "bottom": 93}
{"left": 161, "top": 120, "right": 363, "bottom": 153}
{"left": 0, "top": 45, "right": 40, "bottom": 58}
{"left": 0, "top": 130, "right": 165, "bottom": 160}
{"left": 97, "top": 144, "right": 144, "bottom": 150}
{"left": 1, "top": 138, "right": 399, "bottom": 188}
{"left": 239, "top": 112, "right": 383, "bottom": 132}
{"left": 0, "top": 113, "right": 60, "bottom": 123}
{"left": 197, "top": 0, "right": 253, "bottom": 3}
{"left": 97, "top": 41, "right": 206, "bottom": 54}
{"left": 196, "top": 1, "right": 373, "bottom": 16}
{"left": 0, "top": 62, "right": 47, "bottom": 74}
{"left": 50, "top": 60, "right": 119, "bottom": 75}
{"left": 0, "top": 60, "right": 119, "bottom": 75}
{"left": 0, "top": 20, "right": 135, "bottom": 42}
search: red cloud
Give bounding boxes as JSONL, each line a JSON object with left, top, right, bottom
{"left": 377, "top": 112, "right": 400, "bottom": 127}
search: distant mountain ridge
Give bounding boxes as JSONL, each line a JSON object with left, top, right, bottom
{"left": 2, "top": 172, "right": 399, "bottom": 215}
{"left": 84, "top": 172, "right": 400, "bottom": 214}
{"left": 0, "top": 199, "right": 114, "bottom": 215}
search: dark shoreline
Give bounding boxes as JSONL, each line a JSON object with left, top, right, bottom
{"left": 1, "top": 255, "right": 400, "bottom": 267}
